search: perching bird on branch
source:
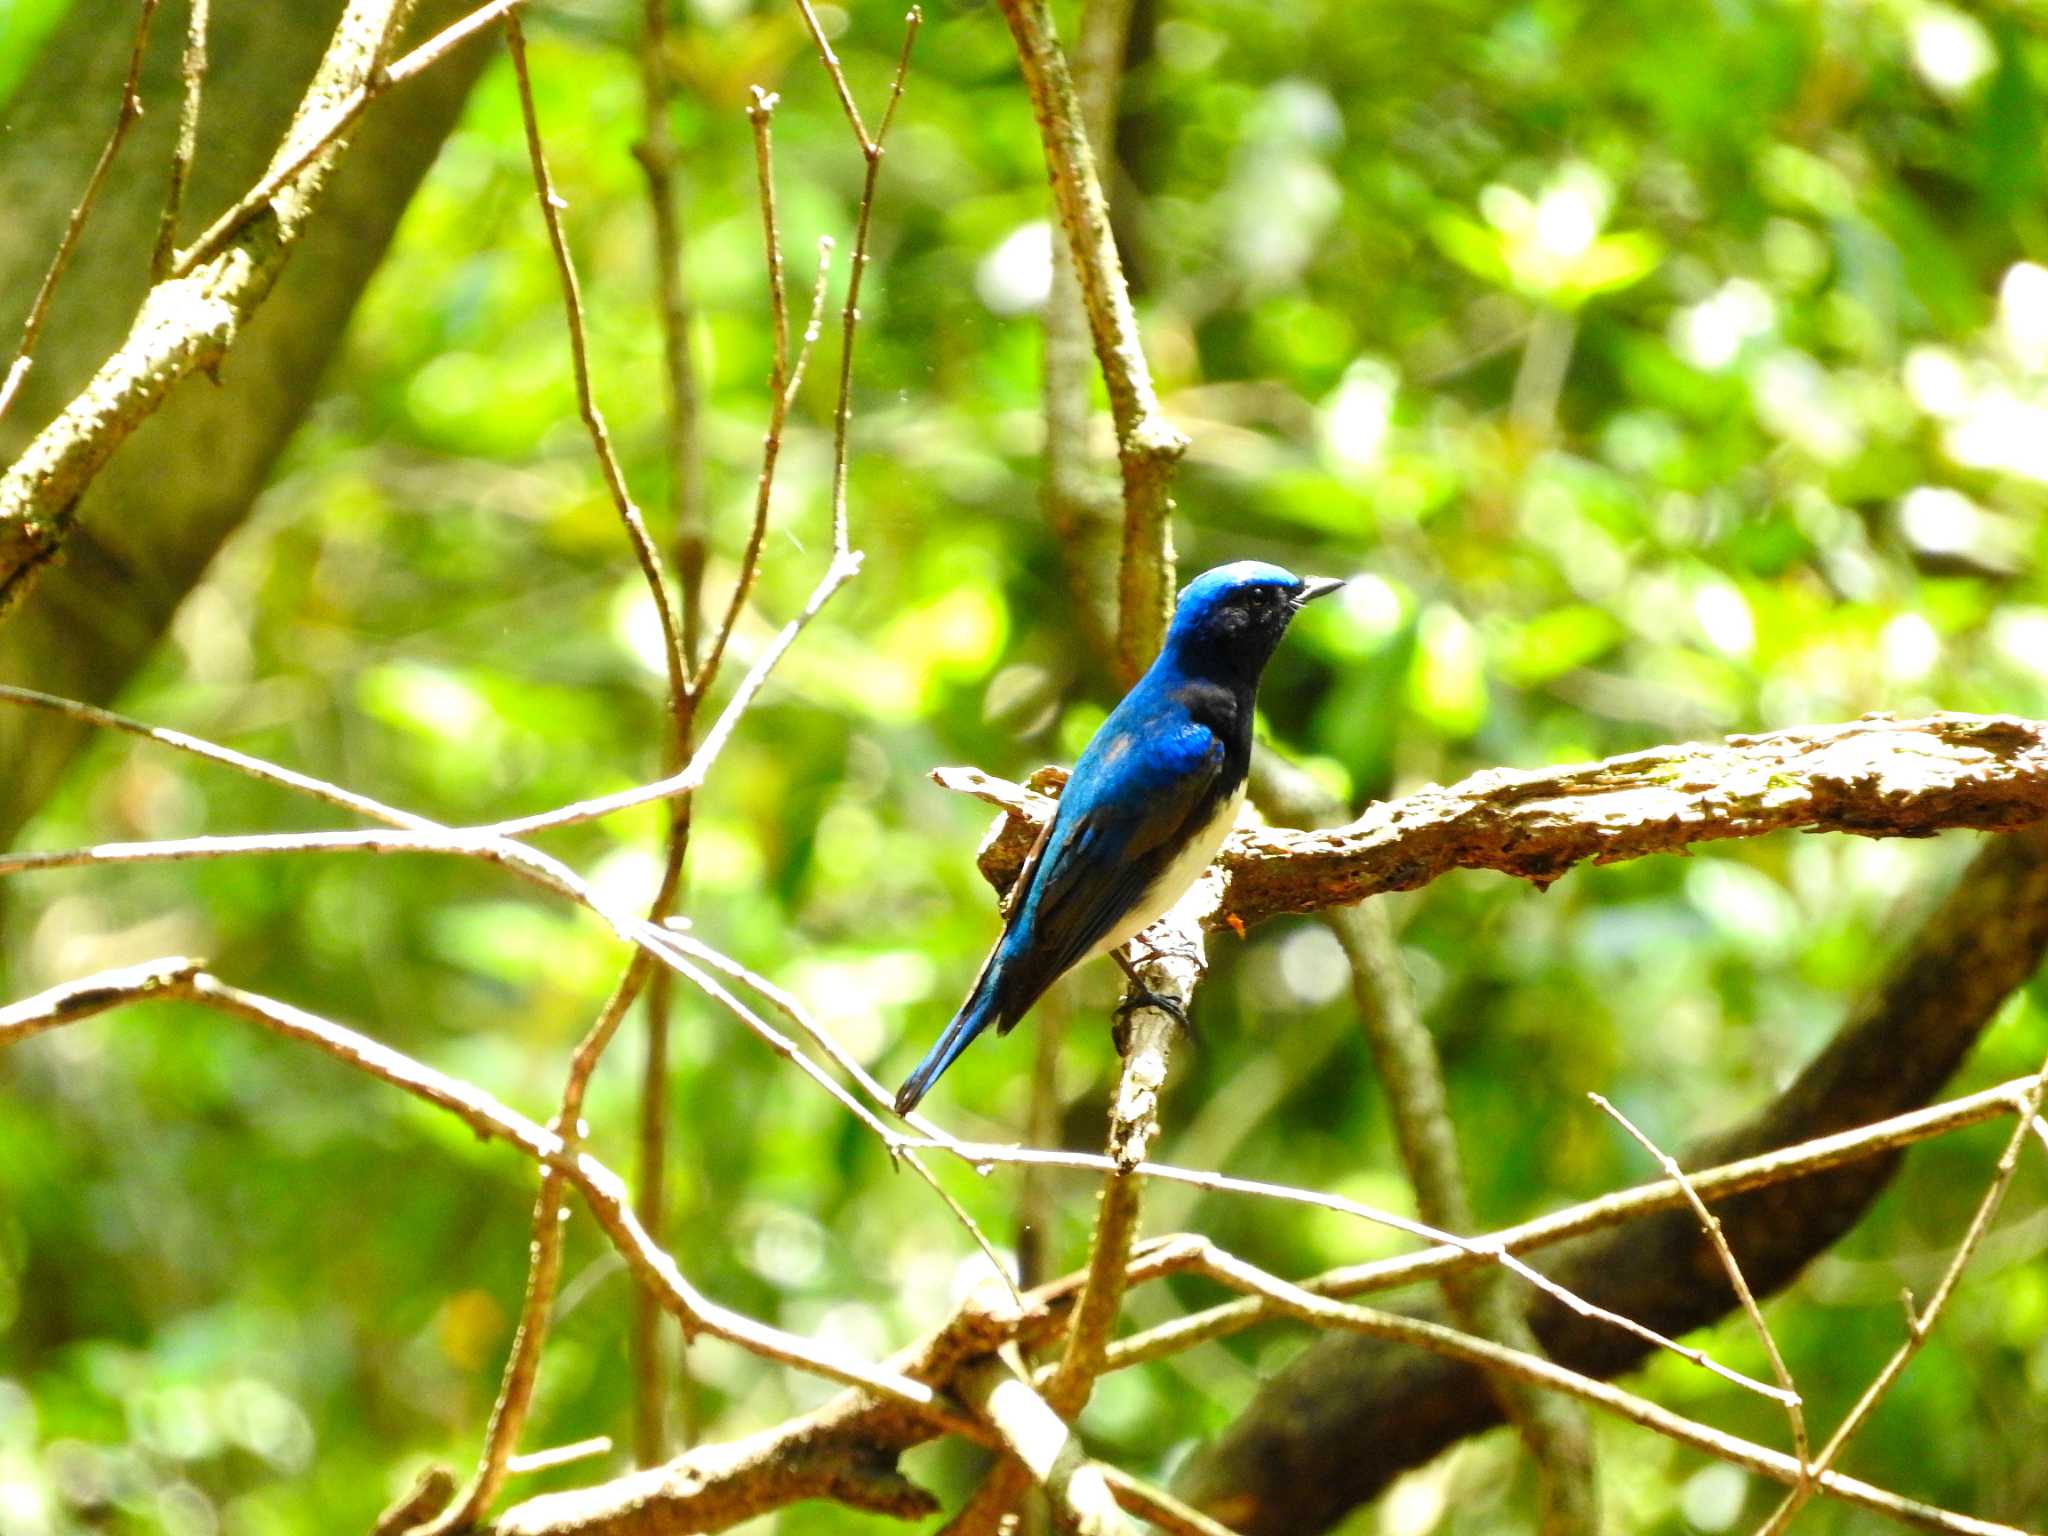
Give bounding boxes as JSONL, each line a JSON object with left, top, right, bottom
{"left": 894, "top": 561, "right": 1345, "bottom": 1114}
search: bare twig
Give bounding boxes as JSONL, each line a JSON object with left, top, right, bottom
{"left": 1097, "top": 1071, "right": 2047, "bottom": 1373}
{"left": 169, "top": 0, "right": 529, "bottom": 275}
{"left": 1751, "top": 1055, "right": 2048, "bottom": 1536}
{"left": 748, "top": 89, "right": 789, "bottom": 390}
{"left": 799, "top": 2, "right": 921, "bottom": 558}
{"left": 1592, "top": 1092, "right": 1808, "bottom": 1470}
{"left": 0, "top": 955, "right": 200, "bottom": 1038}
{"left": 0, "top": 681, "right": 445, "bottom": 828}
{"left": 691, "top": 115, "right": 831, "bottom": 701}
{"left": 504, "top": 1438, "right": 613, "bottom": 1478}
{"left": 0, "top": 0, "right": 162, "bottom": 425}
{"left": 433, "top": 18, "right": 701, "bottom": 1514}
{"left": 904, "top": 1129, "right": 1795, "bottom": 1405}
{"left": 1121, "top": 1240, "right": 2024, "bottom": 1536}
{"left": 506, "top": 11, "right": 687, "bottom": 732}
{"left": 151, "top": 0, "right": 210, "bottom": 277}
{"left": 794, "top": 0, "right": 871, "bottom": 150}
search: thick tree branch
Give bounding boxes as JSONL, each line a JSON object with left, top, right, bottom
{"left": 939, "top": 713, "right": 2048, "bottom": 930}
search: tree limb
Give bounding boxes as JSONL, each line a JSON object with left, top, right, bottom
{"left": 938, "top": 713, "right": 2048, "bottom": 930}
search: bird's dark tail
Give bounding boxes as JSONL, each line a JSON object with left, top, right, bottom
{"left": 894, "top": 962, "right": 1006, "bottom": 1116}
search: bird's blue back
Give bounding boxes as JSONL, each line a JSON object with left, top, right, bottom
{"left": 894, "top": 562, "right": 1326, "bottom": 1114}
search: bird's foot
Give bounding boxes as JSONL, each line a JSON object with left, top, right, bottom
{"left": 1112, "top": 987, "right": 1193, "bottom": 1055}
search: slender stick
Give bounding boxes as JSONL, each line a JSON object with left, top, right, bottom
{"left": 691, "top": 107, "right": 829, "bottom": 703}
{"left": 799, "top": 3, "right": 921, "bottom": 558}
{"left": 434, "top": 19, "right": 700, "bottom": 1516}
{"left": 1094, "top": 1074, "right": 2047, "bottom": 1371}
{"left": 994, "top": 0, "right": 1186, "bottom": 680}
{"left": 0, "top": 0, "right": 163, "bottom": 424}
{"left": 1593, "top": 1092, "right": 1809, "bottom": 1470}
{"left": 1750, "top": 1055, "right": 2048, "bottom": 1535}
{"left": 151, "top": 0, "right": 209, "bottom": 277}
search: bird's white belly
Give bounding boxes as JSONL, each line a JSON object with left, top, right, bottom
{"left": 1089, "top": 784, "right": 1245, "bottom": 958}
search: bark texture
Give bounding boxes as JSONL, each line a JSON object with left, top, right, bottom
{"left": 0, "top": 0, "right": 489, "bottom": 844}
{"left": 942, "top": 713, "right": 2048, "bottom": 929}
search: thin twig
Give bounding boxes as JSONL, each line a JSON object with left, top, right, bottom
{"left": 808, "top": 4, "right": 920, "bottom": 557}
{"left": 1095, "top": 1073, "right": 2048, "bottom": 1371}
{"left": 437, "top": 18, "right": 700, "bottom": 1513}
{"left": 794, "top": 0, "right": 871, "bottom": 151}
{"left": 1751, "top": 1055, "right": 2048, "bottom": 1536}
{"left": 903, "top": 1126, "right": 1794, "bottom": 1404}
{"left": 1113, "top": 1239, "right": 2027, "bottom": 1536}
{"left": 0, "top": 0, "right": 163, "bottom": 425}
{"left": 660, "top": 927, "right": 1022, "bottom": 1301}
{"left": 0, "top": 684, "right": 441, "bottom": 829}
{"left": 1592, "top": 1092, "right": 1809, "bottom": 1471}
{"left": 749, "top": 89, "right": 789, "bottom": 390}
{"left": 691, "top": 149, "right": 831, "bottom": 701}
{"left": 151, "top": 0, "right": 210, "bottom": 277}
{"left": 504, "top": 1437, "right": 613, "bottom": 1478}
{"left": 506, "top": 11, "right": 688, "bottom": 734}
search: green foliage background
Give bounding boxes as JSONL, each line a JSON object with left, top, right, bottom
{"left": 4, "top": 0, "right": 2048, "bottom": 1531}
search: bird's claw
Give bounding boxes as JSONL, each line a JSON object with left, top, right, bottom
{"left": 1112, "top": 987, "right": 1192, "bottom": 1055}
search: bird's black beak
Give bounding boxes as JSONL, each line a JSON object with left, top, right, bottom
{"left": 1293, "top": 576, "right": 1347, "bottom": 609}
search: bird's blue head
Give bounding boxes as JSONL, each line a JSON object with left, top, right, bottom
{"left": 1161, "top": 560, "right": 1345, "bottom": 686}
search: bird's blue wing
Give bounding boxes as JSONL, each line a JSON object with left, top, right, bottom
{"left": 984, "top": 711, "right": 1226, "bottom": 1030}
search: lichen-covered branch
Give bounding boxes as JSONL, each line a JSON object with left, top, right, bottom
{"left": 940, "top": 713, "right": 2048, "bottom": 930}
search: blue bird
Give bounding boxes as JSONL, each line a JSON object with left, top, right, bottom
{"left": 894, "top": 561, "right": 1345, "bottom": 1114}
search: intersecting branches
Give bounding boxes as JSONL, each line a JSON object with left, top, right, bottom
{"left": 0, "top": 0, "right": 522, "bottom": 615}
